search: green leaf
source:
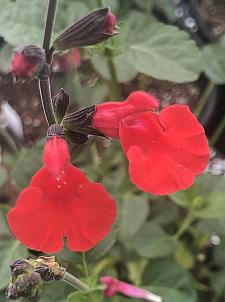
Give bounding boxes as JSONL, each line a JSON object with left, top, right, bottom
{"left": 202, "top": 43, "right": 225, "bottom": 84}
{"left": 40, "top": 282, "right": 72, "bottom": 302}
{"left": 130, "top": 222, "right": 177, "bottom": 258}
{"left": 87, "top": 219, "right": 119, "bottom": 262}
{"left": 91, "top": 52, "right": 137, "bottom": 83}
{"left": 210, "top": 269, "right": 225, "bottom": 296}
{"left": 119, "top": 194, "right": 149, "bottom": 241}
{"left": 0, "top": 44, "right": 14, "bottom": 72}
{"left": 68, "top": 289, "right": 103, "bottom": 302}
{"left": 0, "top": 0, "right": 88, "bottom": 46}
{"left": 169, "top": 182, "right": 197, "bottom": 208}
{"left": 0, "top": 240, "right": 27, "bottom": 290}
{"left": 175, "top": 243, "right": 194, "bottom": 269}
{"left": 143, "top": 257, "right": 196, "bottom": 302}
{"left": 126, "top": 23, "right": 202, "bottom": 83}
{"left": 150, "top": 202, "right": 179, "bottom": 225}
{"left": 193, "top": 192, "right": 225, "bottom": 219}
{"left": 12, "top": 143, "right": 43, "bottom": 190}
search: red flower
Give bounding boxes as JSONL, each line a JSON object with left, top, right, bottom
{"left": 101, "top": 11, "right": 117, "bottom": 34}
{"left": 8, "top": 136, "right": 116, "bottom": 253}
{"left": 52, "top": 49, "right": 81, "bottom": 73}
{"left": 92, "top": 91, "right": 159, "bottom": 138}
{"left": 11, "top": 45, "right": 45, "bottom": 78}
{"left": 100, "top": 277, "right": 162, "bottom": 302}
{"left": 92, "top": 92, "right": 210, "bottom": 195}
{"left": 120, "top": 105, "right": 209, "bottom": 195}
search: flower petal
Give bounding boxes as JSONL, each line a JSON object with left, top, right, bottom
{"left": 8, "top": 164, "right": 116, "bottom": 253}
{"left": 66, "top": 182, "right": 117, "bottom": 252}
{"left": 119, "top": 105, "right": 210, "bottom": 195}
{"left": 7, "top": 187, "right": 64, "bottom": 253}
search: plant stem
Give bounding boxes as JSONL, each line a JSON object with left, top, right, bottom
{"left": 145, "top": 0, "right": 153, "bottom": 26}
{"left": 43, "top": 0, "right": 58, "bottom": 58}
{"left": 107, "top": 57, "right": 121, "bottom": 100}
{"left": 63, "top": 271, "right": 90, "bottom": 292}
{"left": 195, "top": 81, "right": 214, "bottom": 118}
{"left": 39, "top": 66, "right": 56, "bottom": 126}
{"left": 82, "top": 253, "right": 90, "bottom": 278}
{"left": 39, "top": 0, "right": 58, "bottom": 126}
{"left": 173, "top": 212, "right": 195, "bottom": 240}
{"left": 211, "top": 113, "right": 225, "bottom": 145}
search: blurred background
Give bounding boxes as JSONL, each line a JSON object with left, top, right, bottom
{"left": 1, "top": 1, "right": 225, "bottom": 302}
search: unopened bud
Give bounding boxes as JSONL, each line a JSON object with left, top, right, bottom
{"left": 53, "top": 89, "right": 70, "bottom": 123}
{"left": 192, "top": 196, "right": 205, "bottom": 209}
{"left": 53, "top": 8, "right": 118, "bottom": 51}
{"left": 63, "top": 105, "right": 106, "bottom": 137}
{"left": 6, "top": 272, "right": 42, "bottom": 301}
{"left": 11, "top": 45, "right": 45, "bottom": 78}
{"left": 32, "top": 256, "right": 66, "bottom": 282}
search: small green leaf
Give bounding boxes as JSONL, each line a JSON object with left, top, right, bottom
{"left": 130, "top": 222, "right": 177, "bottom": 258}
{"left": 143, "top": 257, "right": 196, "bottom": 302}
{"left": 40, "top": 282, "right": 72, "bottom": 302}
{"left": 91, "top": 52, "right": 137, "bottom": 83}
{"left": 175, "top": 243, "right": 194, "bottom": 269}
{"left": 0, "top": 240, "right": 27, "bottom": 290}
{"left": 202, "top": 43, "right": 225, "bottom": 84}
{"left": 87, "top": 219, "right": 119, "bottom": 262}
{"left": 126, "top": 23, "right": 202, "bottom": 83}
{"left": 169, "top": 182, "right": 197, "bottom": 208}
{"left": 12, "top": 143, "right": 43, "bottom": 190}
{"left": 119, "top": 194, "right": 149, "bottom": 241}
{"left": 193, "top": 192, "right": 225, "bottom": 219}
{"left": 68, "top": 289, "right": 103, "bottom": 302}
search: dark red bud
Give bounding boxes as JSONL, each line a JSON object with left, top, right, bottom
{"left": 101, "top": 11, "right": 117, "bottom": 34}
{"left": 11, "top": 45, "right": 45, "bottom": 79}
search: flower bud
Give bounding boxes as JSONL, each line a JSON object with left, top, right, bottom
{"left": 33, "top": 256, "right": 66, "bottom": 282}
{"left": 53, "top": 89, "right": 70, "bottom": 123}
{"left": 53, "top": 8, "right": 118, "bottom": 51}
{"left": 6, "top": 272, "right": 42, "bottom": 301}
{"left": 44, "top": 126, "right": 70, "bottom": 177}
{"left": 11, "top": 45, "right": 45, "bottom": 78}
{"left": 101, "top": 11, "right": 117, "bottom": 34}
{"left": 63, "top": 105, "right": 106, "bottom": 137}
{"left": 92, "top": 91, "right": 160, "bottom": 138}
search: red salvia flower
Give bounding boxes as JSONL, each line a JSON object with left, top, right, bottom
{"left": 92, "top": 92, "right": 210, "bottom": 195}
{"left": 92, "top": 91, "right": 159, "bottom": 138}
{"left": 100, "top": 276, "right": 162, "bottom": 302}
{"left": 8, "top": 136, "right": 116, "bottom": 253}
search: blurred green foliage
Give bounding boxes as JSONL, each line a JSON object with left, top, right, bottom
{"left": 1, "top": 1, "right": 225, "bottom": 302}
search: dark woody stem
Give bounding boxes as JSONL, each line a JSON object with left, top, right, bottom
{"left": 38, "top": 0, "right": 58, "bottom": 126}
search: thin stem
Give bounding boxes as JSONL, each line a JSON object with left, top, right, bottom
{"left": 82, "top": 253, "right": 90, "bottom": 278}
{"left": 38, "top": 0, "right": 58, "bottom": 126}
{"left": 39, "top": 66, "right": 56, "bottom": 126}
{"left": 144, "top": 0, "right": 153, "bottom": 26}
{"left": 107, "top": 57, "right": 121, "bottom": 100}
{"left": 211, "top": 113, "right": 225, "bottom": 146}
{"left": 195, "top": 81, "right": 215, "bottom": 118}
{"left": 63, "top": 272, "right": 90, "bottom": 292}
{"left": 43, "top": 0, "right": 58, "bottom": 57}
{"left": 173, "top": 212, "right": 195, "bottom": 240}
